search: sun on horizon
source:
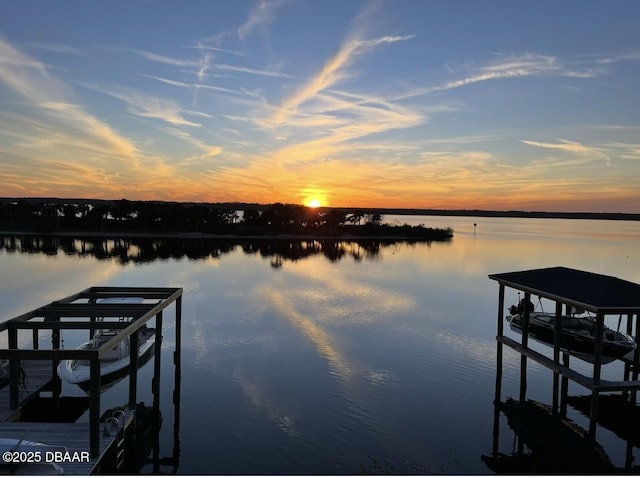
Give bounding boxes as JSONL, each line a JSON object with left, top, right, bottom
{"left": 307, "top": 198, "right": 322, "bottom": 208}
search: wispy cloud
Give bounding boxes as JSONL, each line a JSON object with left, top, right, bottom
{"left": 127, "top": 48, "right": 201, "bottom": 68}
{"left": 0, "top": 37, "right": 140, "bottom": 159}
{"left": 80, "top": 82, "right": 201, "bottom": 127}
{"left": 188, "top": 44, "right": 246, "bottom": 57}
{"left": 164, "top": 127, "right": 223, "bottom": 164}
{"left": 0, "top": 36, "right": 193, "bottom": 198}
{"left": 267, "top": 33, "right": 414, "bottom": 126}
{"left": 143, "top": 74, "right": 239, "bottom": 94}
{"left": 26, "top": 42, "right": 84, "bottom": 55}
{"left": 196, "top": 51, "right": 211, "bottom": 81}
{"left": 237, "top": 0, "right": 287, "bottom": 40}
{"left": 0, "top": 36, "right": 65, "bottom": 100}
{"left": 395, "top": 53, "right": 601, "bottom": 101}
{"left": 522, "top": 138, "right": 610, "bottom": 164}
{"left": 214, "top": 62, "right": 297, "bottom": 79}
{"left": 594, "top": 50, "right": 640, "bottom": 64}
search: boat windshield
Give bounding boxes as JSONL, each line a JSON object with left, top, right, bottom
{"left": 562, "top": 316, "right": 595, "bottom": 330}
{"left": 75, "top": 332, "right": 125, "bottom": 364}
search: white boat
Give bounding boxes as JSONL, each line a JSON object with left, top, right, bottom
{"left": 0, "top": 438, "right": 67, "bottom": 474}
{"left": 56, "top": 297, "right": 157, "bottom": 391}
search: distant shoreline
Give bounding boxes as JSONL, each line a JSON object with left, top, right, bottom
{"left": 370, "top": 209, "right": 640, "bottom": 221}
{"left": 1, "top": 197, "right": 638, "bottom": 221}
{"left": 0, "top": 230, "right": 448, "bottom": 241}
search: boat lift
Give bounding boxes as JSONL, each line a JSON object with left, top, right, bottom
{"left": 0, "top": 286, "right": 183, "bottom": 472}
{"left": 489, "top": 266, "right": 640, "bottom": 439}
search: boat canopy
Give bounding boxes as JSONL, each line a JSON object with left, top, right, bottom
{"left": 489, "top": 266, "right": 640, "bottom": 315}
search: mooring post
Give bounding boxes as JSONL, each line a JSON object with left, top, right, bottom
{"left": 89, "top": 356, "right": 101, "bottom": 458}
{"left": 129, "top": 330, "right": 139, "bottom": 410}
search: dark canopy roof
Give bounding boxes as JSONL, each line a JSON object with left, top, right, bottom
{"left": 489, "top": 266, "right": 640, "bottom": 314}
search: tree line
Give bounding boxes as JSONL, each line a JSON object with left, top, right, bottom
{"left": 0, "top": 199, "right": 453, "bottom": 239}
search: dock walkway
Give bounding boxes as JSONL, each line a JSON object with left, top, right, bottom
{"left": 0, "top": 411, "right": 133, "bottom": 474}
{"left": 0, "top": 286, "right": 183, "bottom": 474}
{"left": 0, "top": 360, "right": 52, "bottom": 421}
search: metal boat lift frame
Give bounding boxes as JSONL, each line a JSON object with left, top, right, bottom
{"left": 0, "top": 286, "right": 182, "bottom": 460}
{"left": 489, "top": 266, "right": 640, "bottom": 439}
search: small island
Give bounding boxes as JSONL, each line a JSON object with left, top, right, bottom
{"left": 0, "top": 198, "right": 454, "bottom": 241}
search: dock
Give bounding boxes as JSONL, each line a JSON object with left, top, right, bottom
{"left": 487, "top": 266, "right": 640, "bottom": 472}
{"left": 0, "top": 286, "right": 183, "bottom": 474}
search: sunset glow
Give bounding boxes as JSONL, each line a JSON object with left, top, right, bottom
{"left": 1, "top": 2, "right": 639, "bottom": 212}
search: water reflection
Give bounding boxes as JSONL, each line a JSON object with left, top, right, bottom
{"left": 2, "top": 217, "right": 639, "bottom": 473}
{"left": 484, "top": 397, "right": 615, "bottom": 474}
{"left": 567, "top": 394, "right": 640, "bottom": 448}
{"left": 0, "top": 235, "right": 445, "bottom": 265}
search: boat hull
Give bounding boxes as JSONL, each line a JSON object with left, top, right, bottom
{"left": 507, "top": 311, "right": 635, "bottom": 364}
{"left": 57, "top": 328, "right": 157, "bottom": 391}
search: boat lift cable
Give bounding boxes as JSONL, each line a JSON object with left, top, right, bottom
{"left": 536, "top": 296, "right": 545, "bottom": 314}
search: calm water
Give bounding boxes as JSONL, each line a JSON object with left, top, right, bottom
{"left": 1, "top": 216, "right": 639, "bottom": 474}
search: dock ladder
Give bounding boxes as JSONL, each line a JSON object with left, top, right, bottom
{"left": 104, "top": 409, "right": 126, "bottom": 469}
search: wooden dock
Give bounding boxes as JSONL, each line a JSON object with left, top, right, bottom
{"left": 0, "top": 411, "right": 134, "bottom": 474}
{"left": 0, "top": 286, "right": 183, "bottom": 474}
{"left": 0, "top": 360, "right": 52, "bottom": 422}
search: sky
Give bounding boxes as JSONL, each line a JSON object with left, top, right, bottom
{"left": 1, "top": 0, "right": 640, "bottom": 212}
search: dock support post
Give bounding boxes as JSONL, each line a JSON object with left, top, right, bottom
{"left": 560, "top": 352, "right": 569, "bottom": 417}
{"left": 8, "top": 324, "right": 18, "bottom": 410}
{"left": 552, "top": 302, "right": 562, "bottom": 414}
{"left": 174, "top": 296, "right": 182, "bottom": 387}
{"left": 622, "top": 313, "right": 632, "bottom": 390}
{"left": 153, "top": 311, "right": 163, "bottom": 416}
{"left": 172, "top": 295, "right": 182, "bottom": 473}
{"left": 588, "top": 312, "right": 605, "bottom": 439}
{"left": 89, "top": 356, "right": 101, "bottom": 458}
{"left": 129, "top": 330, "right": 139, "bottom": 410}
{"left": 492, "top": 284, "right": 505, "bottom": 455}
{"left": 631, "top": 313, "right": 640, "bottom": 404}
{"left": 494, "top": 285, "right": 504, "bottom": 401}
{"left": 519, "top": 292, "right": 531, "bottom": 405}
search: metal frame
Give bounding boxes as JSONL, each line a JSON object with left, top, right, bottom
{"left": 489, "top": 267, "right": 640, "bottom": 440}
{"left": 0, "top": 286, "right": 183, "bottom": 458}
